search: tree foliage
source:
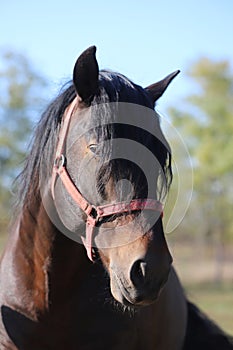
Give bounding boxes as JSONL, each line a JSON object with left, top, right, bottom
{"left": 169, "top": 58, "right": 233, "bottom": 243}
{"left": 0, "top": 50, "right": 47, "bottom": 232}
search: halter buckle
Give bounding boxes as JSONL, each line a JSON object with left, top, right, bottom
{"left": 54, "top": 154, "right": 66, "bottom": 169}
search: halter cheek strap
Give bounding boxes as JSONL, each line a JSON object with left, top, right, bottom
{"left": 51, "top": 98, "right": 163, "bottom": 262}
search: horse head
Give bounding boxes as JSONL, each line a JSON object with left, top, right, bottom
{"left": 51, "top": 46, "right": 179, "bottom": 307}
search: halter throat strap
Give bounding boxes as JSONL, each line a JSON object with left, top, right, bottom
{"left": 51, "top": 97, "right": 163, "bottom": 262}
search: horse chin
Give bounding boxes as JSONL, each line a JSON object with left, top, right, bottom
{"left": 120, "top": 293, "right": 159, "bottom": 309}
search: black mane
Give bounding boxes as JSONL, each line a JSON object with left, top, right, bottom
{"left": 14, "top": 70, "right": 172, "bottom": 212}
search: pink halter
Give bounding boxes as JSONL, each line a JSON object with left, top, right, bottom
{"left": 51, "top": 97, "right": 163, "bottom": 261}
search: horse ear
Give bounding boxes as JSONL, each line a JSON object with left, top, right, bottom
{"left": 145, "top": 70, "right": 180, "bottom": 103}
{"left": 73, "top": 46, "right": 99, "bottom": 102}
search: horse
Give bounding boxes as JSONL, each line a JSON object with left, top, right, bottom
{"left": 0, "top": 46, "right": 232, "bottom": 350}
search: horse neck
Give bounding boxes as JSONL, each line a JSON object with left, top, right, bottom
{"left": 1, "top": 196, "right": 89, "bottom": 320}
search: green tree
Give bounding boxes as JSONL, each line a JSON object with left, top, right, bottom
{"left": 0, "top": 50, "right": 47, "bottom": 233}
{"left": 168, "top": 58, "right": 233, "bottom": 281}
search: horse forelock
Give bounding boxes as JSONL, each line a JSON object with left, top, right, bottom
{"left": 90, "top": 71, "right": 172, "bottom": 202}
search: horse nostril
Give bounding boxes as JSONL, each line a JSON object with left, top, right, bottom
{"left": 130, "top": 260, "right": 147, "bottom": 288}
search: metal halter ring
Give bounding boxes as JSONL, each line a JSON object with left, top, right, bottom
{"left": 54, "top": 154, "right": 66, "bottom": 169}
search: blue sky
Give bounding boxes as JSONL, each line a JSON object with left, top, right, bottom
{"left": 1, "top": 0, "right": 233, "bottom": 109}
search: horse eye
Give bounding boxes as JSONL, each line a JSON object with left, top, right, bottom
{"left": 88, "top": 144, "right": 98, "bottom": 154}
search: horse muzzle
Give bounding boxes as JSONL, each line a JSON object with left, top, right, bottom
{"left": 110, "top": 258, "right": 172, "bottom": 307}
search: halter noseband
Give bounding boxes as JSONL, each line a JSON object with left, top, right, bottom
{"left": 51, "top": 97, "right": 163, "bottom": 262}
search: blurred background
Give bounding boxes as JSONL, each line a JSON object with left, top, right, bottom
{"left": 0, "top": 0, "right": 232, "bottom": 334}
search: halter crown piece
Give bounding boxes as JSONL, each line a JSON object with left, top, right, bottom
{"left": 51, "top": 97, "right": 163, "bottom": 262}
